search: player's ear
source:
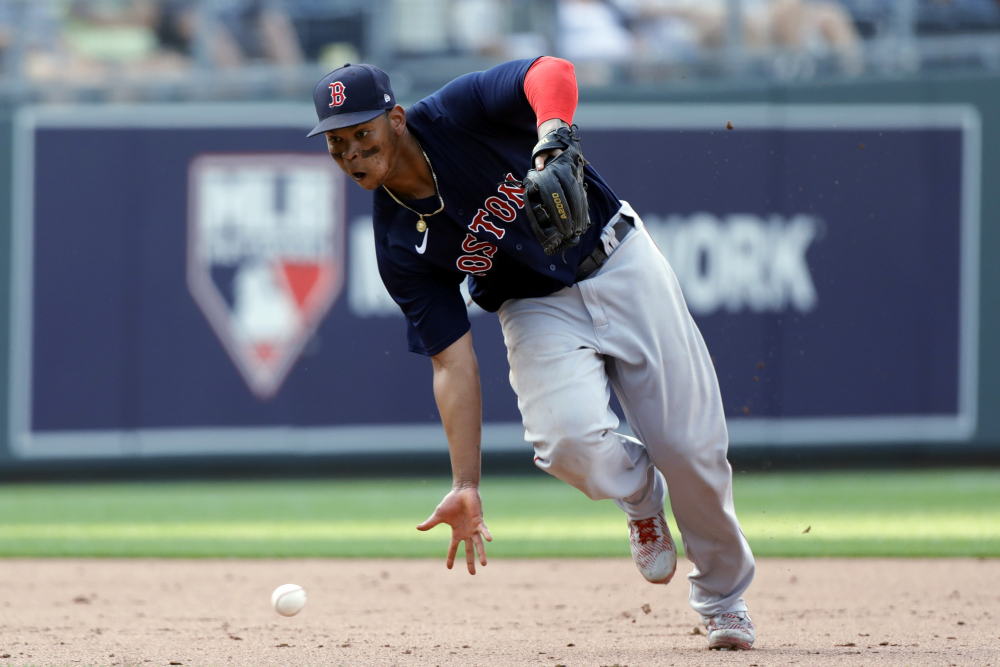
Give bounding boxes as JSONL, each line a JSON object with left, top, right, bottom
{"left": 388, "top": 105, "right": 406, "bottom": 137}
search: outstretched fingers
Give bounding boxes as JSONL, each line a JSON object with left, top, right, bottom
{"left": 446, "top": 534, "right": 460, "bottom": 570}
{"left": 472, "top": 533, "right": 488, "bottom": 567}
{"left": 478, "top": 521, "right": 493, "bottom": 543}
{"left": 465, "top": 538, "right": 476, "bottom": 574}
{"left": 416, "top": 490, "right": 491, "bottom": 574}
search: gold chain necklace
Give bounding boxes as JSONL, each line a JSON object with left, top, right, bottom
{"left": 382, "top": 140, "right": 444, "bottom": 232}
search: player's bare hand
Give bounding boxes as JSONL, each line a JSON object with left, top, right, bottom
{"left": 416, "top": 485, "right": 492, "bottom": 574}
{"left": 536, "top": 118, "right": 569, "bottom": 170}
{"left": 535, "top": 148, "right": 564, "bottom": 171}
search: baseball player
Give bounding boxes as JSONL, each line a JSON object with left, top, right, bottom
{"left": 307, "top": 58, "right": 757, "bottom": 651}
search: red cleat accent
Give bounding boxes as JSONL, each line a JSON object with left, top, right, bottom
{"left": 627, "top": 510, "right": 677, "bottom": 584}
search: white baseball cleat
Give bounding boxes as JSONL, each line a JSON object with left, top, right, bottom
{"left": 627, "top": 510, "right": 677, "bottom": 584}
{"left": 702, "top": 611, "right": 756, "bottom": 650}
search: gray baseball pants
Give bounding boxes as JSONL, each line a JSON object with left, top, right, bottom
{"left": 497, "top": 202, "right": 755, "bottom": 618}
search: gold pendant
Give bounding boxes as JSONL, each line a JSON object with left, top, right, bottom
{"left": 416, "top": 219, "right": 427, "bottom": 232}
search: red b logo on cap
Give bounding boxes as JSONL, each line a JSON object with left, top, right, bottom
{"left": 329, "top": 82, "right": 346, "bottom": 108}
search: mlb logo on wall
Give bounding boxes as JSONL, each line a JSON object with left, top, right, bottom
{"left": 187, "top": 154, "right": 345, "bottom": 399}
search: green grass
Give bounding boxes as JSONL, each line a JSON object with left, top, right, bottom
{"left": 0, "top": 469, "right": 997, "bottom": 558}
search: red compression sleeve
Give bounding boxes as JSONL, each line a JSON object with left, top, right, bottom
{"left": 524, "top": 57, "right": 578, "bottom": 128}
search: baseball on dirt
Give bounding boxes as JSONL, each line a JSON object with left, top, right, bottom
{"left": 271, "top": 583, "right": 307, "bottom": 616}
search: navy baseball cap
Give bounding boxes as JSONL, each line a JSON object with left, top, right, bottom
{"left": 307, "top": 63, "right": 396, "bottom": 137}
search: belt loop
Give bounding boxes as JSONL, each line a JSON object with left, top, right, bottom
{"left": 575, "top": 210, "right": 635, "bottom": 282}
{"left": 600, "top": 222, "right": 621, "bottom": 257}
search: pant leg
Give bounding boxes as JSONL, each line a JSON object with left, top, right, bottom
{"left": 577, "top": 212, "right": 756, "bottom": 618}
{"left": 498, "top": 285, "right": 665, "bottom": 518}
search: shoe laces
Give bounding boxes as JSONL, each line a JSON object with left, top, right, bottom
{"left": 631, "top": 517, "right": 660, "bottom": 545}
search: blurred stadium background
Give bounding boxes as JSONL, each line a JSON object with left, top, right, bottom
{"left": 0, "top": 0, "right": 996, "bottom": 559}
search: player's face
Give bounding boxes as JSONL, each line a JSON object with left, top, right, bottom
{"left": 325, "top": 110, "right": 402, "bottom": 191}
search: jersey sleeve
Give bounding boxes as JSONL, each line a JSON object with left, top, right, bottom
{"left": 427, "top": 58, "right": 539, "bottom": 132}
{"left": 375, "top": 240, "right": 471, "bottom": 357}
{"left": 524, "top": 57, "right": 578, "bottom": 127}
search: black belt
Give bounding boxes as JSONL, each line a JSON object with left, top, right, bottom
{"left": 575, "top": 215, "right": 635, "bottom": 282}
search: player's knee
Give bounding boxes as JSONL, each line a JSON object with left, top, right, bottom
{"left": 532, "top": 413, "right": 606, "bottom": 461}
{"left": 533, "top": 453, "right": 608, "bottom": 501}
{"left": 531, "top": 422, "right": 615, "bottom": 499}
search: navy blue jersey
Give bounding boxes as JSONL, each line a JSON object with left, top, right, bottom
{"left": 373, "top": 58, "right": 621, "bottom": 356}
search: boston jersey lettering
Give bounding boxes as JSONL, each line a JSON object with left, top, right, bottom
{"left": 371, "top": 59, "right": 621, "bottom": 356}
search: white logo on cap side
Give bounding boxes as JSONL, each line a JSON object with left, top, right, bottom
{"left": 384, "top": 94, "right": 390, "bottom": 103}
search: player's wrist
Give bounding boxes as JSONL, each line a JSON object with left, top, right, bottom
{"left": 537, "top": 117, "right": 569, "bottom": 140}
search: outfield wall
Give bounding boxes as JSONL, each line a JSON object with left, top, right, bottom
{"left": 0, "top": 72, "right": 997, "bottom": 468}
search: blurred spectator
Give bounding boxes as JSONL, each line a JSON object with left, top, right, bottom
{"left": 391, "top": 0, "right": 450, "bottom": 54}
{"left": 919, "top": 0, "right": 1000, "bottom": 33}
{"left": 389, "top": 0, "right": 547, "bottom": 60}
{"left": 611, "top": 0, "right": 863, "bottom": 74}
{"left": 840, "top": 0, "right": 1000, "bottom": 38}
{"left": 157, "top": 0, "right": 303, "bottom": 68}
{"left": 556, "top": 0, "right": 637, "bottom": 84}
{"left": 766, "top": 0, "right": 863, "bottom": 74}
{"left": 557, "top": 0, "right": 635, "bottom": 62}
{"left": 60, "top": 0, "right": 187, "bottom": 73}
{"left": 450, "top": 0, "right": 548, "bottom": 58}
{"left": 452, "top": 0, "right": 506, "bottom": 56}
{"left": 611, "top": 0, "right": 702, "bottom": 62}
{"left": 213, "top": 0, "right": 304, "bottom": 66}
{"left": 1, "top": 0, "right": 997, "bottom": 95}
{"left": 0, "top": 1, "right": 63, "bottom": 78}
{"left": 11, "top": 0, "right": 186, "bottom": 85}
{"left": 13, "top": 0, "right": 306, "bottom": 90}
{"left": 281, "top": 0, "right": 365, "bottom": 70}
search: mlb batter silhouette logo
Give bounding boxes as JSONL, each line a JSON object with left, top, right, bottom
{"left": 187, "top": 154, "right": 346, "bottom": 399}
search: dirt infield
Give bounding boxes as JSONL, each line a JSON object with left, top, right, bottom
{"left": 0, "top": 557, "right": 996, "bottom": 666}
